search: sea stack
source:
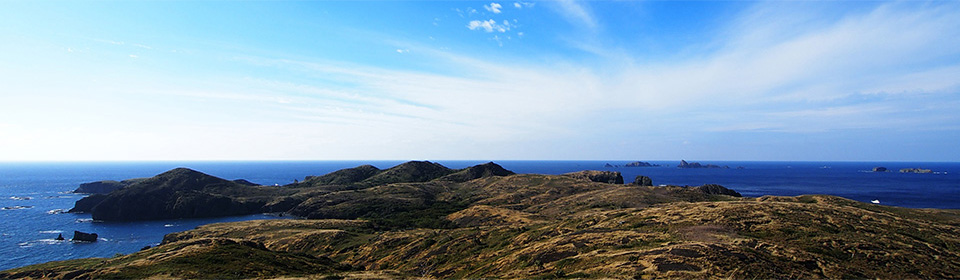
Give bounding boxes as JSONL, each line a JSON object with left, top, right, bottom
{"left": 72, "top": 231, "right": 98, "bottom": 242}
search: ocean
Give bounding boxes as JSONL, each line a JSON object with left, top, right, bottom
{"left": 1, "top": 160, "right": 958, "bottom": 270}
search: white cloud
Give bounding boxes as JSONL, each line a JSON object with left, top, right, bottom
{"left": 467, "top": 19, "right": 509, "bottom": 33}
{"left": 514, "top": 2, "right": 534, "bottom": 9}
{"left": 128, "top": 54, "right": 138, "bottom": 58}
{"left": 484, "top": 2, "right": 502, "bottom": 14}
{"left": 396, "top": 49, "right": 409, "bottom": 54}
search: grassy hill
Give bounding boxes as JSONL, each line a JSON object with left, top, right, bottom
{"left": 7, "top": 165, "right": 960, "bottom": 279}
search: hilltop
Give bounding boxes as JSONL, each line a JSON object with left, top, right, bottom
{"left": 68, "top": 161, "right": 515, "bottom": 222}
{"left": 6, "top": 162, "right": 960, "bottom": 279}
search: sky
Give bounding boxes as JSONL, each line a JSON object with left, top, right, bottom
{"left": 1, "top": 1, "right": 959, "bottom": 162}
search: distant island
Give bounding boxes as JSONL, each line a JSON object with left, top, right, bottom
{"left": 678, "top": 159, "right": 730, "bottom": 169}
{"left": 605, "top": 161, "right": 660, "bottom": 168}
{"left": 900, "top": 168, "right": 933, "bottom": 174}
{"left": 5, "top": 161, "right": 960, "bottom": 279}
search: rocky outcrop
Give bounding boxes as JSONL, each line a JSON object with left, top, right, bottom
{"left": 693, "top": 184, "right": 742, "bottom": 197}
{"left": 678, "top": 160, "right": 729, "bottom": 169}
{"left": 562, "top": 170, "right": 624, "bottom": 184}
{"left": 72, "top": 231, "right": 97, "bottom": 242}
{"left": 437, "top": 162, "right": 515, "bottom": 183}
{"left": 73, "top": 178, "right": 146, "bottom": 194}
{"left": 872, "top": 167, "right": 888, "bottom": 172}
{"left": 632, "top": 175, "right": 653, "bottom": 186}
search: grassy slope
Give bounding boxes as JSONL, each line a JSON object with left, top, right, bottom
{"left": 5, "top": 174, "right": 960, "bottom": 279}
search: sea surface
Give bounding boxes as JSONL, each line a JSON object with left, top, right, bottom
{"left": 1, "top": 160, "right": 958, "bottom": 270}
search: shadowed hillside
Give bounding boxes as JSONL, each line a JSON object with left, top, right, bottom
{"left": 69, "top": 168, "right": 298, "bottom": 221}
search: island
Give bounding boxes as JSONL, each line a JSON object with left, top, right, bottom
{"left": 625, "top": 161, "right": 659, "bottom": 167}
{"left": 677, "top": 160, "right": 730, "bottom": 169}
{"left": 5, "top": 161, "right": 960, "bottom": 279}
{"left": 900, "top": 168, "right": 933, "bottom": 174}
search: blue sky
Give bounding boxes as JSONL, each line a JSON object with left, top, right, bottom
{"left": 1, "top": 1, "right": 959, "bottom": 161}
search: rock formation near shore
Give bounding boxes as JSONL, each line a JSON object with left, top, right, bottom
{"left": 72, "top": 231, "right": 97, "bottom": 242}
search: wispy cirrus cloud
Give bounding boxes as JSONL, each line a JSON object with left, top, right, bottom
{"left": 554, "top": 0, "right": 597, "bottom": 30}
{"left": 196, "top": 1, "right": 960, "bottom": 158}
{"left": 5, "top": 1, "right": 959, "bottom": 161}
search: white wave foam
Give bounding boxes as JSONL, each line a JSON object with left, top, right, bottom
{"left": 39, "top": 230, "right": 63, "bottom": 234}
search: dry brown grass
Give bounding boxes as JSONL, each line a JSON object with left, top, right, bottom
{"left": 5, "top": 174, "right": 960, "bottom": 279}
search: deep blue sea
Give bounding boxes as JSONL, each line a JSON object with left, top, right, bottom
{"left": 1, "top": 160, "right": 958, "bottom": 270}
